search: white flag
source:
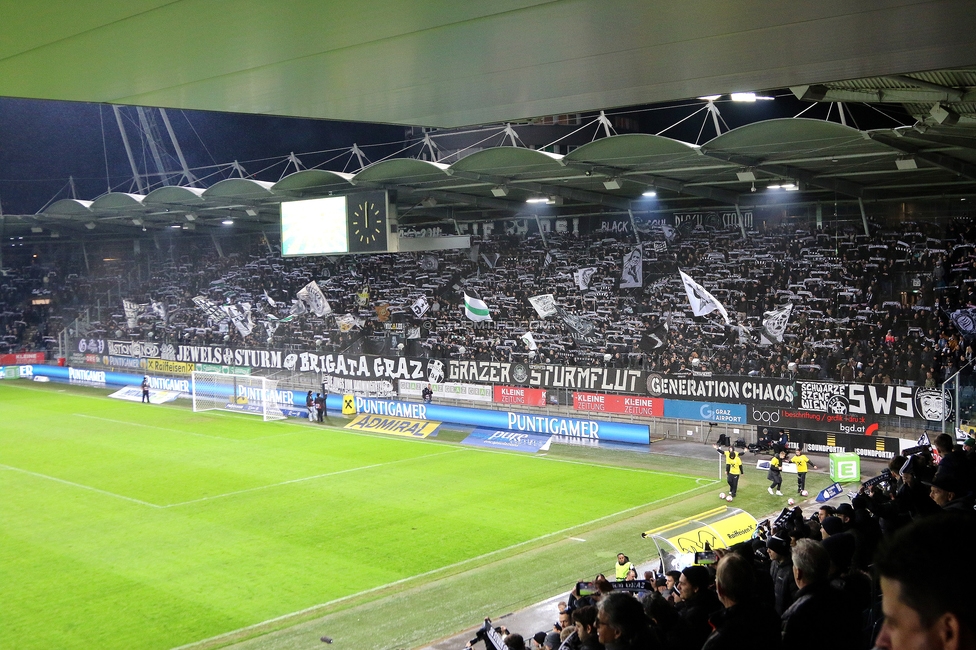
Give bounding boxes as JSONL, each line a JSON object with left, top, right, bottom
{"left": 528, "top": 294, "right": 558, "bottom": 318}
{"left": 574, "top": 267, "right": 597, "bottom": 290}
{"left": 122, "top": 300, "right": 143, "bottom": 329}
{"left": 411, "top": 296, "right": 430, "bottom": 319}
{"left": 679, "top": 270, "right": 730, "bottom": 324}
{"left": 463, "top": 290, "right": 492, "bottom": 322}
{"left": 297, "top": 281, "right": 331, "bottom": 317}
{"left": 150, "top": 300, "right": 168, "bottom": 323}
{"left": 335, "top": 314, "right": 365, "bottom": 332}
{"left": 760, "top": 304, "right": 793, "bottom": 345}
{"left": 620, "top": 247, "right": 643, "bottom": 288}
{"left": 521, "top": 332, "right": 538, "bottom": 350}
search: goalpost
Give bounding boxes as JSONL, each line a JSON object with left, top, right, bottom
{"left": 191, "top": 371, "right": 288, "bottom": 422}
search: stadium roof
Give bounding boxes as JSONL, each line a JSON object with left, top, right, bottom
{"left": 10, "top": 118, "right": 973, "bottom": 240}
{"left": 0, "top": 1, "right": 973, "bottom": 128}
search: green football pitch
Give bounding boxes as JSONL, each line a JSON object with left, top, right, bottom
{"left": 0, "top": 381, "right": 733, "bottom": 650}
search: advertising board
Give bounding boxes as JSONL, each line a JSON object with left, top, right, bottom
{"left": 573, "top": 392, "right": 663, "bottom": 417}
{"left": 663, "top": 399, "right": 747, "bottom": 424}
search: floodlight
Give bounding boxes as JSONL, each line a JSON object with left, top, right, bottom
{"left": 642, "top": 190, "right": 657, "bottom": 197}
{"left": 895, "top": 158, "right": 918, "bottom": 170}
{"left": 491, "top": 186, "right": 509, "bottom": 197}
{"left": 736, "top": 171, "right": 756, "bottom": 182}
{"left": 603, "top": 178, "right": 622, "bottom": 190}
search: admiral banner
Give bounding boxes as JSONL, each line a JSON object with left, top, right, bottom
{"left": 786, "top": 429, "right": 901, "bottom": 460}
{"left": 574, "top": 392, "right": 664, "bottom": 417}
{"left": 446, "top": 359, "right": 645, "bottom": 394}
{"left": 645, "top": 373, "right": 795, "bottom": 406}
{"left": 795, "top": 381, "right": 952, "bottom": 422}
{"left": 493, "top": 386, "right": 548, "bottom": 407}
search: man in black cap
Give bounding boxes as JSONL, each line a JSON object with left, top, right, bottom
{"left": 766, "top": 535, "right": 798, "bottom": 616}
{"left": 702, "top": 553, "right": 782, "bottom": 650}
{"left": 676, "top": 565, "right": 721, "bottom": 649}
{"left": 874, "top": 514, "right": 976, "bottom": 650}
{"left": 925, "top": 473, "right": 975, "bottom": 514}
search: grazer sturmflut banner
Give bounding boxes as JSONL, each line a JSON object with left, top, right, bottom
{"left": 795, "top": 381, "right": 952, "bottom": 421}
{"left": 445, "top": 359, "right": 645, "bottom": 394}
{"left": 645, "top": 373, "right": 795, "bottom": 406}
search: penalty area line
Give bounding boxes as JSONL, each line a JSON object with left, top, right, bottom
{"left": 171, "top": 481, "right": 715, "bottom": 650}
{"left": 0, "top": 463, "right": 162, "bottom": 508}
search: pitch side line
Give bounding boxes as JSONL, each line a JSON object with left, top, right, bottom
{"left": 0, "top": 463, "right": 162, "bottom": 508}
{"left": 170, "top": 481, "right": 716, "bottom": 650}
{"left": 160, "top": 448, "right": 465, "bottom": 508}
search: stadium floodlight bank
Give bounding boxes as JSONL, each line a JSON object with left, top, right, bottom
{"left": 191, "top": 371, "right": 288, "bottom": 421}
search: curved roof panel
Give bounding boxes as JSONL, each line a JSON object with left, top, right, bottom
{"left": 272, "top": 169, "right": 354, "bottom": 194}
{"left": 89, "top": 192, "right": 146, "bottom": 210}
{"left": 566, "top": 133, "right": 700, "bottom": 166}
{"left": 353, "top": 159, "right": 450, "bottom": 185}
{"left": 42, "top": 199, "right": 93, "bottom": 216}
{"left": 701, "top": 118, "right": 891, "bottom": 161}
{"left": 450, "top": 146, "right": 564, "bottom": 178}
{"left": 144, "top": 186, "right": 206, "bottom": 206}
{"left": 203, "top": 178, "right": 275, "bottom": 199}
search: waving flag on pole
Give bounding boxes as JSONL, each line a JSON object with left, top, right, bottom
{"left": 639, "top": 314, "right": 670, "bottom": 352}
{"left": 528, "top": 294, "right": 557, "bottom": 318}
{"left": 297, "top": 281, "right": 331, "bottom": 317}
{"left": 574, "top": 267, "right": 597, "bottom": 290}
{"left": 760, "top": 304, "right": 794, "bottom": 345}
{"left": 463, "top": 290, "right": 492, "bottom": 322}
{"left": 679, "top": 270, "right": 730, "bottom": 324}
{"left": 521, "top": 332, "right": 538, "bottom": 350}
{"left": 620, "top": 247, "right": 643, "bottom": 288}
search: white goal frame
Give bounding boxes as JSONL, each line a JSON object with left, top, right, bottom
{"left": 191, "top": 371, "right": 288, "bottom": 421}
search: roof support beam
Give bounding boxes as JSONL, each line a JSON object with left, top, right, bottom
{"left": 559, "top": 160, "right": 742, "bottom": 205}
{"left": 885, "top": 75, "right": 965, "bottom": 102}
{"left": 446, "top": 168, "right": 634, "bottom": 210}
{"left": 868, "top": 133, "right": 976, "bottom": 182}
{"left": 699, "top": 150, "right": 871, "bottom": 200}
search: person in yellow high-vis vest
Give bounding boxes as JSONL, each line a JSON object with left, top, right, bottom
{"left": 614, "top": 553, "right": 636, "bottom": 581}
{"left": 714, "top": 445, "right": 744, "bottom": 498}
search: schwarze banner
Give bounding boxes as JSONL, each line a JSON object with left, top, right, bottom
{"left": 795, "top": 381, "right": 952, "bottom": 422}
{"left": 645, "top": 373, "right": 795, "bottom": 406}
{"left": 446, "top": 359, "right": 645, "bottom": 394}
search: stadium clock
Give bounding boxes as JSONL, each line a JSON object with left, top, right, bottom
{"left": 347, "top": 191, "right": 388, "bottom": 253}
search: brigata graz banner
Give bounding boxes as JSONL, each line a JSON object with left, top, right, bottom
{"left": 795, "top": 381, "right": 952, "bottom": 422}
{"left": 443, "top": 359, "right": 645, "bottom": 394}
{"left": 645, "top": 373, "right": 795, "bottom": 406}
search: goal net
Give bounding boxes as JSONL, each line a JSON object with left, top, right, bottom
{"left": 191, "top": 371, "right": 288, "bottom": 422}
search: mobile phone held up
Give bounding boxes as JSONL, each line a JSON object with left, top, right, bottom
{"left": 694, "top": 550, "right": 717, "bottom": 566}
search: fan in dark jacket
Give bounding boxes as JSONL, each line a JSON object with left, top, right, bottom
{"left": 766, "top": 535, "right": 798, "bottom": 616}
{"left": 675, "top": 566, "right": 722, "bottom": 650}
{"left": 702, "top": 553, "right": 782, "bottom": 650}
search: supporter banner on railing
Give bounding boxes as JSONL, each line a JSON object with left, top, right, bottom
{"left": 107, "top": 339, "right": 161, "bottom": 358}
{"left": 785, "top": 429, "right": 901, "bottom": 460}
{"left": 445, "top": 359, "right": 645, "bottom": 394}
{"left": 795, "top": 381, "right": 952, "bottom": 422}
{"left": 574, "top": 392, "right": 664, "bottom": 417}
{"left": 0, "top": 352, "right": 46, "bottom": 365}
{"left": 399, "top": 379, "right": 493, "bottom": 403}
{"left": 663, "top": 399, "right": 747, "bottom": 424}
{"left": 645, "top": 373, "right": 795, "bottom": 406}
{"left": 493, "top": 385, "right": 548, "bottom": 407}
{"left": 323, "top": 375, "right": 395, "bottom": 397}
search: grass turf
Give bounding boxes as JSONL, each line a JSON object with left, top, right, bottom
{"left": 0, "top": 382, "right": 716, "bottom": 650}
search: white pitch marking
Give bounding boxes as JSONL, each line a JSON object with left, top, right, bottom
{"left": 0, "top": 463, "right": 162, "bottom": 508}
{"left": 568, "top": 537, "right": 587, "bottom": 542}
{"left": 170, "top": 481, "right": 715, "bottom": 650}
{"left": 161, "top": 448, "right": 465, "bottom": 508}
{"left": 73, "top": 414, "right": 240, "bottom": 442}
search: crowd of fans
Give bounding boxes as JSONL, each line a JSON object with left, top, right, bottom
{"left": 5, "top": 215, "right": 976, "bottom": 392}
{"left": 485, "top": 432, "right": 975, "bottom": 650}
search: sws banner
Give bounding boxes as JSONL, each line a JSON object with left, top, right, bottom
{"left": 748, "top": 406, "right": 881, "bottom": 436}
{"left": 645, "top": 373, "right": 795, "bottom": 406}
{"left": 444, "top": 359, "right": 645, "bottom": 394}
{"left": 785, "top": 429, "right": 901, "bottom": 460}
{"left": 795, "top": 381, "right": 952, "bottom": 422}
